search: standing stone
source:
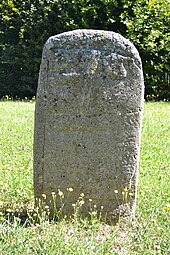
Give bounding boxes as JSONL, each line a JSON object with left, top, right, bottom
{"left": 34, "top": 29, "right": 144, "bottom": 223}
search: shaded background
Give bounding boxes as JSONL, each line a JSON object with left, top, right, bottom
{"left": 0, "top": 0, "right": 169, "bottom": 100}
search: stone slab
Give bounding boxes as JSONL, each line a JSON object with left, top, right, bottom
{"left": 34, "top": 29, "right": 144, "bottom": 222}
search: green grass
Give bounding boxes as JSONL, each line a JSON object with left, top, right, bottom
{"left": 0, "top": 101, "right": 169, "bottom": 254}
{"left": 0, "top": 101, "right": 34, "bottom": 207}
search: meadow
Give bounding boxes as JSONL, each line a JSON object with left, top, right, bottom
{"left": 0, "top": 100, "right": 169, "bottom": 254}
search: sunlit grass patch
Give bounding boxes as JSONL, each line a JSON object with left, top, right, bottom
{"left": 0, "top": 101, "right": 169, "bottom": 254}
{"left": 0, "top": 101, "right": 34, "bottom": 206}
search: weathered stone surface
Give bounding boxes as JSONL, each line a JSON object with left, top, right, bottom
{"left": 34, "top": 29, "right": 144, "bottom": 223}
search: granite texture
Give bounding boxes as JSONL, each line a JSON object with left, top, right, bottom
{"left": 34, "top": 29, "right": 144, "bottom": 223}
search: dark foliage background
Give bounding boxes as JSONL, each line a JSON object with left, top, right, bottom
{"left": 0, "top": 0, "right": 169, "bottom": 100}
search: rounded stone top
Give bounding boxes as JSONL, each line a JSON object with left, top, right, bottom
{"left": 44, "top": 29, "right": 140, "bottom": 62}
